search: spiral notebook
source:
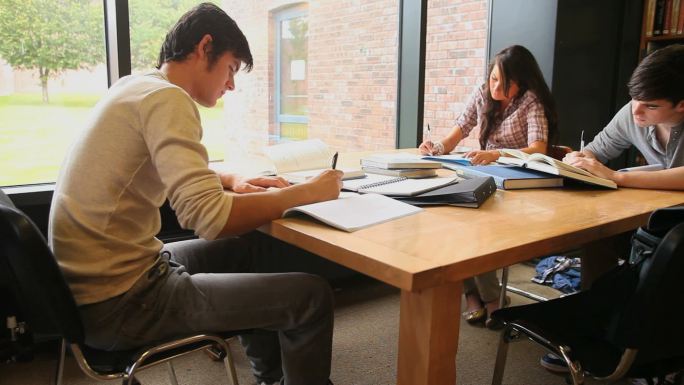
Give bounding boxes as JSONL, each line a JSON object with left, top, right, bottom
{"left": 343, "top": 174, "right": 461, "bottom": 196}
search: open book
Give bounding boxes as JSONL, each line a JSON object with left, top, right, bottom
{"left": 496, "top": 149, "right": 617, "bottom": 189}
{"left": 282, "top": 193, "right": 422, "bottom": 232}
{"left": 263, "top": 139, "right": 365, "bottom": 183}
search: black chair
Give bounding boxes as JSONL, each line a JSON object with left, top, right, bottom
{"left": 0, "top": 198, "right": 242, "bottom": 385}
{"left": 490, "top": 207, "right": 684, "bottom": 385}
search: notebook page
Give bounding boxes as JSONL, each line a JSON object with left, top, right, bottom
{"left": 358, "top": 177, "right": 461, "bottom": 196}
{"left": 282, "top": 193, "right": 422, "bottom": 232}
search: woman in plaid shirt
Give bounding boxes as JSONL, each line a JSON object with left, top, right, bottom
{"left": 419, "top": 45, "right": 558, "bottom": 329}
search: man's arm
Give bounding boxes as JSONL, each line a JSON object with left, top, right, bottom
{"left": 564, "top": 151, "right": 684, "bottom": 190}
{"left": 218, "top": 169, "right": 343, "bottom": 236}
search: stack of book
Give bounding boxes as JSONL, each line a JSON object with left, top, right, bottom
{"left": 360, "top": 152, "right": 441, "bottom": 178}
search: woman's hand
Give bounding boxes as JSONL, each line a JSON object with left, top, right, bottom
{"left": 419, "top": 140, "right": 443, "bottom": 155}
{"left": 465, "top": 149, "right": 500, "bottom": 165}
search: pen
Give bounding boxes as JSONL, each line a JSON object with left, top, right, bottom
{"left": 580, "top": 130, "right": 585, "bottom": 152}
{"left": 331, "top": 151, "right": 338, "bottom": 170}
{"left": 426, "top": 124, "right": 434, "bottom": 155}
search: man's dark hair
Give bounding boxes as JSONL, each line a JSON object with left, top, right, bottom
{"left": 628, "top": 44, "right": 683, "bottom": 105}
{"left": 156, "top": 2, "right": 253, "bottom": 72}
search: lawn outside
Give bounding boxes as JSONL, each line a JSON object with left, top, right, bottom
{"left": 1, "top": 93, "right": 226, "bottom": 187}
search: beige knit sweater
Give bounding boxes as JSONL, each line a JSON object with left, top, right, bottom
{"left": 49, "top": 70, "right": 233, "bottom": 305}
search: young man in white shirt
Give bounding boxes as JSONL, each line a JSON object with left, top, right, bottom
{"left": 49, "top": 3, "right": 339, "bottom": 384}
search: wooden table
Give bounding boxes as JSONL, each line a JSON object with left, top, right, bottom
{"left": 259, "top": 152, "right": 684, "bottom": 385}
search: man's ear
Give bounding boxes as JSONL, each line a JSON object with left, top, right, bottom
{"left": 675, "top": 100, "right": 684, "bottom": 113}
{"left": 196, "top": 34, "right": 213, "bottom": 59}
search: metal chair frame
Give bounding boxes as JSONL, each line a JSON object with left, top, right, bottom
{"left": 0, "top": 199, "right": 241, "bottom": 385}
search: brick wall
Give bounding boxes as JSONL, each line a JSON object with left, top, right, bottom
{"left": 221, "top": 0, "right": 487, "bottom": 154}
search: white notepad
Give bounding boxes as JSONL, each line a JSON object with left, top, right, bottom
{"left": 282, "top": 193, "right": 422, "bottom": 232}
{"left": 345, "top": 175, "right": 461, "bottom": 196}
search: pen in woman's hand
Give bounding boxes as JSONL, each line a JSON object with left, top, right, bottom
{"left": 580, "top": 130, "right": 585, "bottom": 152}
{"left": 331, "top": 151, "right": 338, "bottom": 170}
{"left": 426, "top": 124, "right": 434, "bottom": 155}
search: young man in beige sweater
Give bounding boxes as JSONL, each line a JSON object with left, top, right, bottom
{"left": 49, "top": 3, "right": 339, "bottom": 385}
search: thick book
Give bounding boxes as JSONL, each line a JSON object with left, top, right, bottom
{"left": 343, "top": 175, "right": 461, "bottom": 196}
{"left": 361, "top": 166, "right": 438, "bottom": 178}
{"left": 263, "top": 139, "right": 365, "bottom": 183}
{"left": 496, "top": 149, "right": 618, "bottom": 189}
{"left": 395, "top": 176, "right": 497, "bottom": 208}
{"left": 421, "top": 154, "right": 473, "bottom": 166}
{"left": 281, "top": 193, "right": 422, "bottom": 232}
{"left": 444, "top": 163, "right": 564, "bottom": 190}
{"left": 360, "top": 152, "right": 442, "bottom": 169}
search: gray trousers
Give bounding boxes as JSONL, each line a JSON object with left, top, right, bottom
{"left": 78, "top": 234, "right": 334, "bottom": 385}
{"left": 463, "top": 270, "right": 501, "bottom": 303}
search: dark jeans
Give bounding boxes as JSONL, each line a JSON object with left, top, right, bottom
{"left": 79, "top": 235, "right": 334, "bottom": 385}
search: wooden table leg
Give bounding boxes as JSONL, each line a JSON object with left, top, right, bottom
{"left": 397, "top": 281, "right": 462, "bottom": 385}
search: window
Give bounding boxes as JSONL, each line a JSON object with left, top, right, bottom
{"left": 1, "top": 0, "right": 489, "bottom": 188}
{"left": 220, "top": 0, "right": 400, "bottom": 171}
{"left": 423, "top": 0, "right": 488, "bottom": 150}
{"left": 274, "top": 7, "right": 309, "bottom": 142}
{"left": 0, "top": 0, "right": 107, "bottom": 186}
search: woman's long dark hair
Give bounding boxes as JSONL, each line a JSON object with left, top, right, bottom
{"left": 479, "top": 45, "right": 558, "bottom": 151}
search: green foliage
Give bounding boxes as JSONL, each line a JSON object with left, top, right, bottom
{"left": 0, "top": 0, "right": 104, "bottom": 101}
{"left": 129, "top": 0, "right": 213, "bottom": 70}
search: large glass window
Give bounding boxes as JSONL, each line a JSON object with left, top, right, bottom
{"left": 0, "top": 0, "right": 489, "bottom": 187}
{"left": 0, "top": 0, "right": 106, "bottom": 186}
{"left": 423, "top": 0, "right": 488, "bottom": 150}
{"left": 219, "top": 0, "right": 399, "bottom": 171}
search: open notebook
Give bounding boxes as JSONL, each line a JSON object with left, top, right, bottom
{"left": 282, "top": 193, "right": 422, "bottom": 232}
{"left": 343, "top": 174, "right": 461, "bottom": 196}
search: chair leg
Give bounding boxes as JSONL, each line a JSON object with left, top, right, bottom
{"left": 499, "top": 267, "right": 509, "bottom": 309}
{"left": 558, "top": 346, "right": 585, "bottom": 385}
{"left": 222, "top": 340, "right": 239, "bottom": 385}
{"left": 167, "top": 361, "right": 179, "bottom": 385}
{"left": 491, "top": 328, "right": 510, "bottom": 385}
{"left": 54, "top": 338, "right": 66, "bottom": 385}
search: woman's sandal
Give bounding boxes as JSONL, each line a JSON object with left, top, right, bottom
{"left": 462, "top": 308, "right": 487, "bottom": 324}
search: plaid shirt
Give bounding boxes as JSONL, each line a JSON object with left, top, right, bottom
{"left": 455, "top": 85, "right": 548, "bottom": 150}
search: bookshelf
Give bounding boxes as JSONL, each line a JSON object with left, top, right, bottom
{"left": 640, "top": 0, "right": 684, "bottom": 59}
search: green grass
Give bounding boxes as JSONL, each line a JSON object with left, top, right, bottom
{"left": 0, "top": 93, "right": 226, "bottom": 187}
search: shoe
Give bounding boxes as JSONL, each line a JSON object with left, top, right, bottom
{"left": 462, "top": 308, "right": 486, "bottom": 324}
{"left": 485, "top": 317, "right": 504, "bottom": 330}
{"left": 540, "top": 353, "right": 569, "bottom": 373}
{"left": 484, "top": 296, "right": 510, "bottom": 330}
